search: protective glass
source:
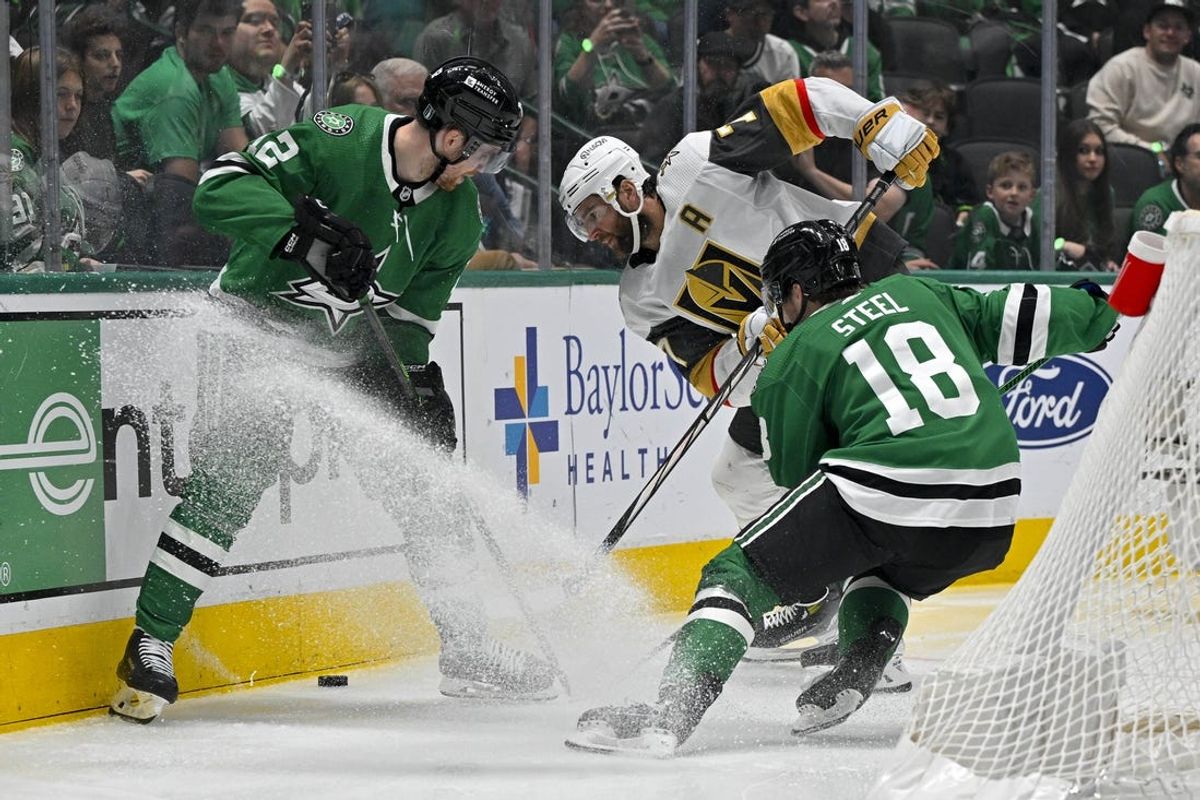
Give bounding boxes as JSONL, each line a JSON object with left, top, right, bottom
{"left": 566, "top": 200, "right": 607, "bottom": 242}
{"left": 459, "top": 137, "right": 515, "bottom": 174}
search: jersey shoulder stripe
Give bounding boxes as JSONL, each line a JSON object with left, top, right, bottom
{"left": 760, "top": 78, "right": 825, "bottom": 154}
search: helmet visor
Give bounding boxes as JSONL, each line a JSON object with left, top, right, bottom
{"left": 459, "top": 137, "right": 515, "bottom": 174}
{"left": 761, "top": 280, "right": 783, "bottom": 320}
{"left": 566, "top": 198, "right": 607, "bottom": 242}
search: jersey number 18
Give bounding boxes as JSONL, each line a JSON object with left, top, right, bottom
{"left": 842, "top": 321, "right": 980, "bottom": 436}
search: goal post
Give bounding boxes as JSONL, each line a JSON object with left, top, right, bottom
{"left": 869, "top": 211, "right": 1200, "bottom": 800}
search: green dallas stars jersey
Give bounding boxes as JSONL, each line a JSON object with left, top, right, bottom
{"left": 751, "top": 274, "right": 1117, "bottom": 529}
{"left": 194, "top": 105, "right": 482, "bottom": 365}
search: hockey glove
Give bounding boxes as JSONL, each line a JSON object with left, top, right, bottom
{"left": 276, "top": 195, "right": 377, "bottom": 302}
{"left": 1070, "top": 279, "right": 1119, "bottom": 351}
{"left": 854, "top": 99, "right": 940, "bottom": 190}
{"left": 401, "top": 361, "right": 458, "bottom": 453}
{"left": 738, "top": 307, "right": 787, "bottom": 357}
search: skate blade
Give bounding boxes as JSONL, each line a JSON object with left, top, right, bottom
{"left": 874, "top": 660, "right": 914, "bottom": 694}
{"left": 792, "top": 689, "right": 865, "bottom": 736}
{"left": 743, "top": 638, "right": 838, "bottom": 664}
{"left": 438, "top": 676, "right": 559, "bottom": 702}
{"left": 564, "top": 728, "right": 676, "bottom": 758}
{"left": 109, "top": 684, "right": 170, "bottom": 723}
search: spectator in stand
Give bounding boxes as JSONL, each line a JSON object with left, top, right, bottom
{"left": 112, "top": 0, "right": 247, "bottom": 267}
{"left": 413, "top": 0, "right": 539, "bottom": 173}
{"left": 1130, "top": 122, "right": 1200, "bottom": 236}
{"left": 229, "top": 0, "right": 311, "bottom": 139}
{"left": 372, "top": 57, "right": 428, "bottom": 116}
{"left": 5, "top": 48, "right": 89, "bottom": 272}
{"left": 61, "top": 6, "right": 128, "bottom": 162}
{"left": 634, "top": 30, "right": 766, "bottom": 165}
{"left": 554, "top": 0, "right": 673, "bottom": 132}
{"left": 414, "top": 0, "right": 537, "bottom": 102}
{"left": 328, "top": 71, "right": 381, "bottom": 106}
{"left": 1041, "top": 119, "right": 1120, "bottom": 272}
{"left": 902, "top": 82, "right": 979, "bottom": 222}
{"left": 725, "top": 0, "right": 799, "bottom": 86}
{"left": 789, "top": 0, "right": 883, "bottom": 101}
{"left": 952, "top": 150, "right": 1041, "bottom": 270}
{"left": 1087, "top": 0, "right": 1200, "bottom": 169}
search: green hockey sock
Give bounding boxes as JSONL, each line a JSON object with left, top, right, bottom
{"left": 837, "top": 578, "right": 910, "bottom": 659}
{"left": 662, "top": 618, "right": 748, "bottom": 690}
{"left": 136, "top": 561, "right": 204, "bottom": 643}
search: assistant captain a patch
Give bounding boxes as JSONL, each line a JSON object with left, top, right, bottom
{"left": 314, "top": 109, "right": 355, "bottom": 137}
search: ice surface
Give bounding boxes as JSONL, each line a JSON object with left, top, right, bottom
{"left": 0, "top": 588, "right": 1007, "bottom": 800}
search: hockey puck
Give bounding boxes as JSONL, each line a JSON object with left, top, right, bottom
{"left": 317, "top": 674, "right": 348, "bottom": 687}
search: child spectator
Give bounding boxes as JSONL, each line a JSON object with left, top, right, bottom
{"left": 1130, "top": 122, "right": 1200, "bottom": 236}
{"left": 5, "top": 48, "right": 89, "bottom": 271}
{"left": 952, "top": 150, "right": 1041, "bottom": 270}
{"left": 904, "top": 82, "right": 979, "bottom": 220}
{"left": 1045, "top": 118, "right": 1120, "bottom": 271}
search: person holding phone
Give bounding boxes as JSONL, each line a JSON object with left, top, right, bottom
{"left": 554, "top": 0, "right": 673, "bottom": 130}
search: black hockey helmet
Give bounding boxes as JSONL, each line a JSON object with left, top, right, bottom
{"left": 417, "top": 56, "right": 523, "bottom": 173}
{"left": 760, "top": 219, "right": 864, "bottom": 316}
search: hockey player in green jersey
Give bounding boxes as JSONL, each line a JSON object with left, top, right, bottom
{"left": 111, "top": 57, "right": 559, "bottom": 723}
{"left": 565, "top": 219, "right": 1117, "bottom": 757}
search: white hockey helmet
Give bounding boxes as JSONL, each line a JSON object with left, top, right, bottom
{"left": 559, "top": 136, "right": 651, "bottom": 250}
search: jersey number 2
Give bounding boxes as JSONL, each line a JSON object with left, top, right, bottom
{"left": 252, "top": 131, "right": 300, "bottom": 168}
{"left": 842, "top": 321, "right": 979, "bottom": 435}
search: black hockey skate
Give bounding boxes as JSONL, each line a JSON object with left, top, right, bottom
{"left": 564, "top": 674, "right": 723, "bottom": 758}
{"left": 742, "top": 583, "right": 841, "bottom": 662}
{"left": 438, "top": 638, "right": 559, "bottom": 701}
{"left": 792, "top": 616, "right": 903, "bottom": 736}
{"left": 110, "top": 627, "right": 179, "bottom": 723}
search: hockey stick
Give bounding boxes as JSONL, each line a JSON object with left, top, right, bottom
{"left": 360, "top": 296, "right": 571, "bottom": 695}
{"left": 999, "top": 357, "right": 1048, "bottom": 395}
{"left": 585, "top": 170, "right": 899, "bottom": 562}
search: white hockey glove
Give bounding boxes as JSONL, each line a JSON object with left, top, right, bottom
{"left": 854, "top": 99, "right": 940, "bottom": 190}
{"left": 738, "top": 308, "right": 788, "bottom": 357}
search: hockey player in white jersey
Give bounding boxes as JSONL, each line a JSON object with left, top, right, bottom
{"left": 559, "top": 76, "right": 937, "bottom": 674}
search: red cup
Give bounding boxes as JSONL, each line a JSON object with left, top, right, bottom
{"left": 1109, "top": 230, "right": 1168, "bottom": 317}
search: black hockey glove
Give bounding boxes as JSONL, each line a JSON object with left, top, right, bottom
{"left": 1070, "top": 279, "right": 1119, "bottom": 352}
{"left": 275, "top": 195, "right": 377, "bottom": 302}
{"left": 401, "top": 361, "right": 457, "bottom": 453}
{"left": 1069, "top": 278, "right": 1109, "bottom": 301}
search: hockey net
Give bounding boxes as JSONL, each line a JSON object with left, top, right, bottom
{"left": 870, "top": 211, "right": 1200, "bottom": 800}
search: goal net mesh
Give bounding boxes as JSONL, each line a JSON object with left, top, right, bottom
{"left": 870, "top": 212, "right": 1200, "bottom": 800}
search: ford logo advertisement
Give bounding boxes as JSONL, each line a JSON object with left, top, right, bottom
{"left": 986, "top": 356, "right": 1113, "bottom": 449}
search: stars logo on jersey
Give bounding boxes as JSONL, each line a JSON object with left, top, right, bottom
{"left": 675, "top": 241, "right": 763, "bottom": 334}
{"left": 10, "top": 148, "right": 23, "bottom": 173}
{"left": 314, "top": 109, "right": 355, "bottom": 136}
{"left": 273, "top": 247, "right": 394, "bottom": 333}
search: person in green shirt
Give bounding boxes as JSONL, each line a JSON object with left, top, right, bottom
{"left": 553, "top": 0, "right": 673, "bottom": 130}
{"left": 1130, "top": 123, "right": 1200, "bottom": 237}
{"left": 789, "top": 0, "right": 884, "bottom": 101}
{"left": 952, "top": 150, "right": 1041, "bottom": 270}
{"left": 109, "top": 57, "right": 558, "bottom": 724}
{"left": 566, "top": 219, "right": 1117, "bottom": 757}
{"left": 112, "top": 0, "right": 249, "bottom": 267}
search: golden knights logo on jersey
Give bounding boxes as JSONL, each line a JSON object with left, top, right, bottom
{"left": 674, "top": 240, "right": 763, "bottom": 334}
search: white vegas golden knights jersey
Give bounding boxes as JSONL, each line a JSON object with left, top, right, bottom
{"left": 618, "top": 77, "right": 908, "bottom": 413}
